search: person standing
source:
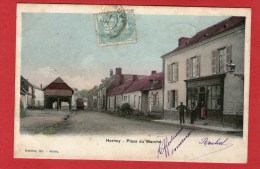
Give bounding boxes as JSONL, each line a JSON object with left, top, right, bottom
{"left": 176, "top": 102, "right": 188, "bottom": 124}
{"left": 200, "top": 101, "right": 206, "bottom": 120}
{"left": 190, "top": 103, "right": 198, "bottom": 124}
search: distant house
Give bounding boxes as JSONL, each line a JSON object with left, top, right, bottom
{"left": 107, "top": 77, "right": 136, "bottom": 111}
{"left": 20, "top": 83, "right": 28, "bottom": 110}
{"left": 71, "top": 88, "right": 81, "bottom": 109}
{"left": 161, "top": 16, "right": 245, "bottom": 128}
{"left": 97, "top": 67, "right": 146, "bottom": 111}
{"left": 87, "top": 86, "right": 98, "bottom": 110}
{"left": 43, "top": 77, "right": 74, "bottom": 110}
{"left": 20, "top": 76, "right": 35, "bottom": 108}
{"left": 32, "top": 84, "right": 44, "bottom": 108}
{"left": 107, "top": 71, "right": 163, "bottom": 115}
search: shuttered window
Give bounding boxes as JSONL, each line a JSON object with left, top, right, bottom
{"left": 218, "top": 48, "right": 225, "bottom": 73}
{"left": 212, "top": 45, "right": 232, "bottom": 74}
{"left": 188, "top": 56, "right": 200, "bottom": 78}
{"left": 168, "top": 62, "right": 178, "bottom": 82}
{"left": 167, "top": 90, "right": 178, "bottom": 109}
{"left": 186, "top": 58, "right": 190, "bottom": 78}
{"left": 212, "top": 51, "right": 217, "bottom": 74}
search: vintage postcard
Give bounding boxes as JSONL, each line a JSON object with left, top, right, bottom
{"left": 15, "top": 4, "right": 251, "bottom": 163}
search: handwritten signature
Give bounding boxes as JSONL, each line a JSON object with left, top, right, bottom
{"left": 199, "top": 137, "right": 229, "bottom": 146}
{"left": 189, "top": 137, "right": 233, "bottom": 160}
{"left": 157, "top": 128, "right": 192, "bottom": 158}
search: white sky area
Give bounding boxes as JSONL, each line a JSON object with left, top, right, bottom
{"left": 21, "top": 13, "right": 228, "bottom": 90}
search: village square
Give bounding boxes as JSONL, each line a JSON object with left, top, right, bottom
{"left": 19, "top": 16, "right": 245, "bottom": 137}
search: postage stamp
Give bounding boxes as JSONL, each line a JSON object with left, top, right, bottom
{"left": 94, "top": 8, "right": 137, "bottom": 47}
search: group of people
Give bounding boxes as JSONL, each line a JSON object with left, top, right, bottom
{"left": 176, "top": 101, "right": 206, "bottom": 124}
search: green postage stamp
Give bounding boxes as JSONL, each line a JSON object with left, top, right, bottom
{"left": 94, "top": 8, "right": 137, "bottom": 47}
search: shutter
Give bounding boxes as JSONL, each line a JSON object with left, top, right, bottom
{"left": 226, "top": 45, "right": 232, "bottom": 63}
{"left": 175, "top": 90, "right": 178, "bottom": 108}
{"left": 174, "top": 62, "right": 178, "bottom": 81}
{"left": 167, "top": 64, "right": 170, "bottom": 81}
{"left": 212, "top": 51, "right": 217, "bottom": 74}
{"left": 196, "top": 55, "right": 201, "bottom": 77}
{"left": 186, "top": 58, "right": 190, "bottom": 78}
{"left": 167, "top": 91, "right": 170, "bottom": 109}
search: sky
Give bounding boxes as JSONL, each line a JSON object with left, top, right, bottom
{"left": 21, "top": 13, "right": 228, "bottom": 90}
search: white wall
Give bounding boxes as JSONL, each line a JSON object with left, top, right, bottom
{"left": 163, "top": 26, "right": 245, "bottom": 115}
{"left": 34, "top": 88, "right": 44, "bottom": 107}
{"left": 148, "top": 89, "right": 163, "bottom": 112}
{"left": 122, "top": 91, "right": 142, "bottom": 111}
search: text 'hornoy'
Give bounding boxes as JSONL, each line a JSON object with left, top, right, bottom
{"left": 106, "top": 138, "right": 161, "bottom": 144}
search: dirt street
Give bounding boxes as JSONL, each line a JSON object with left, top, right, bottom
{"left": 20, "top": 109, "right": 71, "bottom": 134}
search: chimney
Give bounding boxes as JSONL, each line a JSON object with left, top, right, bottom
{"left": 110, "top": 69, "right": 113, "bottom": 77}
{"left": 151, "top": 70, "right": 156, "bottom": 74}
{"left": 40, "top": 84, "right": 42, "bottom": 89}
{"left": 178, "top": 37, "right": 190, "bottom": 47}
{"left": 116, "top": 67, "right": 122, "bottom": 75}
{"left": 133, "top": 75, "right": 138, "bottom": 81}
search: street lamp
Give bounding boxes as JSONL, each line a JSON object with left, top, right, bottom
{"left": 226, "top": 61, "right": 244, "bottom": 80}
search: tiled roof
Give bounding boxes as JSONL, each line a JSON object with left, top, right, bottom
{"left": 88, "top": 86, "right": 98, "bottom": 96}
{"left": 107, "top": 79, "right": 135, "bottom": 96}
{"left": 123, "top": 72, "right": 163, "bottom": 94}
{"left": 43, "top": 77, "right": 73, "bottom": 92}
{"left": 169, "top": 16, "right": 245, "bottom": 54}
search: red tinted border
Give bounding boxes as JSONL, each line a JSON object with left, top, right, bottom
{"left": 0, "top": 0, "right": 259, "bottom": 169}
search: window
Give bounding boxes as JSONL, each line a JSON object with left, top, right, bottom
{"left": 186, "top": 56, "right": 200, "bottom": 78}
{"left": 128, "top": 95, "right": 130, "bottom": 102}
{"left": 167, "top": 62, "right": 178, "bottom": 82}
{"left": 152, "top": 93, "right": 159, "bottom": 106}
{"left": 123, "top": 96, "right": 127, "bottom": 101}
{"left": 212, "top": 45, "right": 232, "bottom": 74}
{"left": 167, "top": 90, "right": 178, "bottom": 108}
{"left": 171, "top": 91, "right": 175, "bottom": 108}
{"left": 218, "top": 48, "right": 225, "bottom": 73}
{"left": 207, "top": 85, "right": 221, "bottom": 110}
{"left": 190, "top": 57, "right": 197, "bottom": 78}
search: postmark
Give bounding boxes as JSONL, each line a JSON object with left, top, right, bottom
{"left": 94, "top": 6, "right": 137, "bottom": 47}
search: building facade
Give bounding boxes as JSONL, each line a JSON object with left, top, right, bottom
{"left": 162, "top": 17, "right": 245, "bottom": 128}
{"left": 33, "top": 85, "right": 44, "bottom": 108}
{"left": 87, "top": 85, "right": 98, "bottom": 110}
{"left": 20, "top": 76, "right": 35, "bottom": 109}
{"left": 97, "top": 68, "right": 146, "bottom": 111}
{"left": 107, "top": 71, "right": 163, "bottom": 116}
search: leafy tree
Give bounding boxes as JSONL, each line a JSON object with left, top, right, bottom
{"left": 79, "top": 89, "right": 88, "bottom": 98}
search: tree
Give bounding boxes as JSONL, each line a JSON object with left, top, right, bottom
{"left": 79, "top": 89, "right": 88, "bottom": 98}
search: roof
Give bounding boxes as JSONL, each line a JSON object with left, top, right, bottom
{"left": 43, "top": 77, "right": 73, "bottom": 92}
{"left": 107, "top": 79, "right": 135, "bottom": 96}
{"left": 20, "top": 86, "right": 27, "bottom": 95}
{"left": 164, "top": 16, "right": 245, "bottom": 55}
{"left": 20, "top": 76, "right": 33, "bottom": 90}
{"left": 88, "top": 86, "right": 98, "bottom": 96}
{"left": 122, "top": 72, "right": 163, "bottom": 94}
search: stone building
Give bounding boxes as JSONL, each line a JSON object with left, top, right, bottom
{"left": 161, "top": 16, "right": 245, "bottom": 128}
